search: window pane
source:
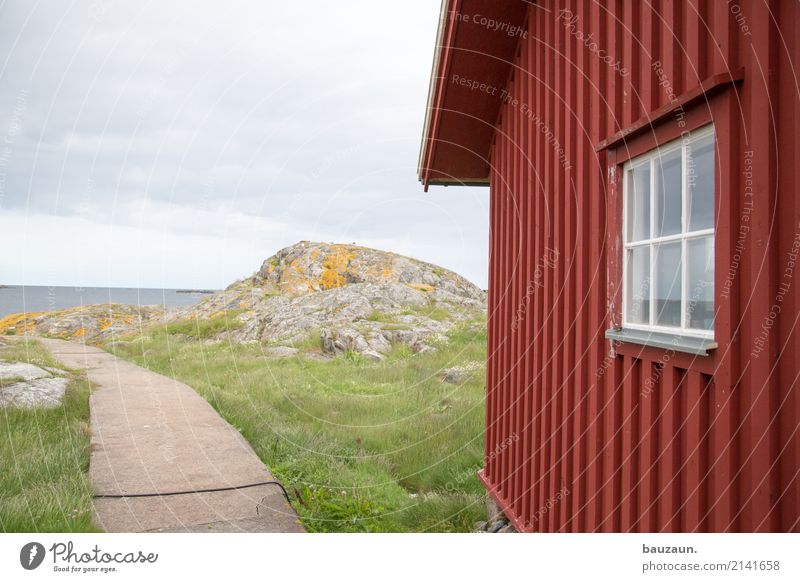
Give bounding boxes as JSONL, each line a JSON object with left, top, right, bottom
{"left": 687, "top": 236, "right": 714, "bottom": 330}
{"left": 654, "top": 147, "right": 682, "bottom": 237}
{"left": 626, "top": 247, "right": 650, "bottom": 324}
{"left": 626, "top": 165, "right": 650, "bottom": 242}
{"left": 687, "top": 134, "right": 715, "bottom": 231}
{"left": 654, "top": 242, "right": 681, "bottom": 327}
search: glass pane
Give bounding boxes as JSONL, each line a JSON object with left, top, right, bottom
{"left": 687, "top": 236, "right": 714, "bottom": 330}
{"left": 625, "top": 246, "right": 650, "bottom": 324}
{"left": 654, "top": 147, "right": 682, "bottom": 237}
{"left": 654, "top": 242, "right": 682, "bottom": 327}
{"left": 687, "top": 134, "right": 715, "bottom": 232}
{"left": 626, "top": 165, "right": 650, "bottom": 242}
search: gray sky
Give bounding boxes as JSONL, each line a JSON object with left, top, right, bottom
{"left": 0, "top": 0, "right": 489, "bottom": 289}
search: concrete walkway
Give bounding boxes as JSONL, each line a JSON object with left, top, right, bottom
{"left": 40, "top": 339, "right": 304, "bottom": 533}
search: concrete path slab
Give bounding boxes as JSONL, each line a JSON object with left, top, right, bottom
{"left": 40, "top": 338, "right": 305, "bottom": 533}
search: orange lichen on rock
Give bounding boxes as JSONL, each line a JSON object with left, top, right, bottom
{"left": 319, "top": 247, "right": 354, "bottom": 290}
{"left": 0, "top": 312, "right": 43, "bottom": 334}
{"left": 407, "top": 283, "right": 435, "bottom": 293}
{"left": 72, "top": 327, "right": 86, "bottom": 338}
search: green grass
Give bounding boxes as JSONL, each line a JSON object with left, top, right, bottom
{"left": 401, "top": 304, "right": 452, "bottom": 321}
{"left": 106, "top": 319, "right": 488, "bottom": 532}
{"left": 163, "top": 310, "right": 245, "bottom": 340}
{"left": 0, "top": 339, "right": 98, "bottom": 532}
{"left": 367, "top": 303, "right": 452, "bottom": 324}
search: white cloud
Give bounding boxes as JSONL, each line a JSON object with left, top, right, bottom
{"left": 0, "top": 0, "right": 490, "bottom": 289}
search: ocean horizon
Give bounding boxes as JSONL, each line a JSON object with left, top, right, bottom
{"left": 0, "top": 285, "right": 216, "bottom": 317}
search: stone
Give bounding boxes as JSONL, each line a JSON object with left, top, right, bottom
{"left": 264, "top": 346, "right": 298, "bottom": 358}
{"left": 488, "top": 520, "right": 508, "bottom": 533}
{"left": 498, "top": 524, "right": 517, "bottom": 533}
{"left": 487, "top": 496, "right": 506, "bottom": 523}
{"left": 0, "top": 377, "right": 69, "bottom": 408}
{"left": 361, "top": 350, "right": 385, "bottom": 361}
{"left": 321, "top": 328, "right": 371, "bottom": 356}
{"left": 0, "top": 362, "right": 51, "bottom": 381}
{"left": 441, "top": 361, "right": 484, "bottom": 384}
{"left": 473, "top": 520, "right": 488, "bottom": 532}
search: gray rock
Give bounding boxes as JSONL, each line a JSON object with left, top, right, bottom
{"left": 498, "top": 525, "right": 517, "bottom": 533}
{"left": 488, "top": 520, "right": 508, "bottom": 533}
{"left": 442, "top": 368, "right": 468, "bottom": 384}
{"left": 473, "top": 520, "right": 488, "bottom": 532}
{"left": 0, "top": 377, "right": 69, "bottom": 408}
{"left": 487, "top": 497, "right": 506, "bottom": 523}
{"left": 264, "top": 346, "right": 299, "bottom": 358}
{"left": 441, "top": 361, "right": 484, "bottom": 384}
{"left": 321, "top": 328, "right": 371, "bottom": 356}
{"left": 361, "top": 350, "right": 385, "bottom": 361}
{"left": 366, "top": 332, "right": 392, "bottom": 355}
{"left": 0, "top": 362, "right": 51, "bottom": 381}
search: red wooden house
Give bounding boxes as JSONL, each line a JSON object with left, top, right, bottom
{"left": 419, "top": 0, "right": 800, "bottom": 532}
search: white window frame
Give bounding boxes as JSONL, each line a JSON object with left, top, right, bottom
{"left": 621, "top": 124, "right": 715, "bottom": 340}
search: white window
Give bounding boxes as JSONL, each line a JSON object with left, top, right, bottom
{"left": 622, "top": 126, "right": 715, "bottom": 339}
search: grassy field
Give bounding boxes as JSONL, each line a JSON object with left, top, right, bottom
{"left": 106, "top": 318, "right": 488, "bottom": 532}
{"left": 0, "top": 339, "right": 98, "bottom": 532}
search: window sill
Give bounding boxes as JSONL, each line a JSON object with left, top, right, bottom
{"left": 604, "top": 328, "right": 718, "bottom": 356}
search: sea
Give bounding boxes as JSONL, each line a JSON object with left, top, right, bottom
{"left": 0, "top": 285, "right": 216, "bottom": 317}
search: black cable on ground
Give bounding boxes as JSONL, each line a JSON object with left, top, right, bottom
{"left": 93, "top": 481, "right": 291, "bottom": 504}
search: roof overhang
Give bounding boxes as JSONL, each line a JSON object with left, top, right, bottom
{"left": 418, "top": 0, "right": 529, "bottom": 190}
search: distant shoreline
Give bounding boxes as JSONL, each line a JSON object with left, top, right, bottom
{"left": 0, "top": 285, "right": 216, "bottom": 293}
{"left": 0, "top": 285, "right": 214, "bottom": 318}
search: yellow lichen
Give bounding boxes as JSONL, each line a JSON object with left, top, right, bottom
{"left": 72, "top": 327, "right": 86, "bottom": 338}
{"left": 0, "top": 312, "right": 44, "bottom": 334}
{"left": 321, "top": 268, "right": 346, "bottom": 289}
{"left": 319, "top": 247, "right": 354, "bottom": 290}
{"left": 407, "top": 283, "right": 434, "bottom": 293}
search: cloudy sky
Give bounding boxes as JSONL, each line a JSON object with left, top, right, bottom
{"left": 0, "top": 0, "right": 489, "bottom": 289}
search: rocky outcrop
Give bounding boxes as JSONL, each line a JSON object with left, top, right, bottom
{"left": 0, "top": 242, "right": 486, "bottom": 357}
{"left": 0, "top": 304, "right": 163, "bottom": 342}
{"left": 173, "top": 241, "right": 486, "bottom": 357}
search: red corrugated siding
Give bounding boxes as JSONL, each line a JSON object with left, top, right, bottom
{"left": 480, "top": 0, "right": 800, "bottom": 532}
